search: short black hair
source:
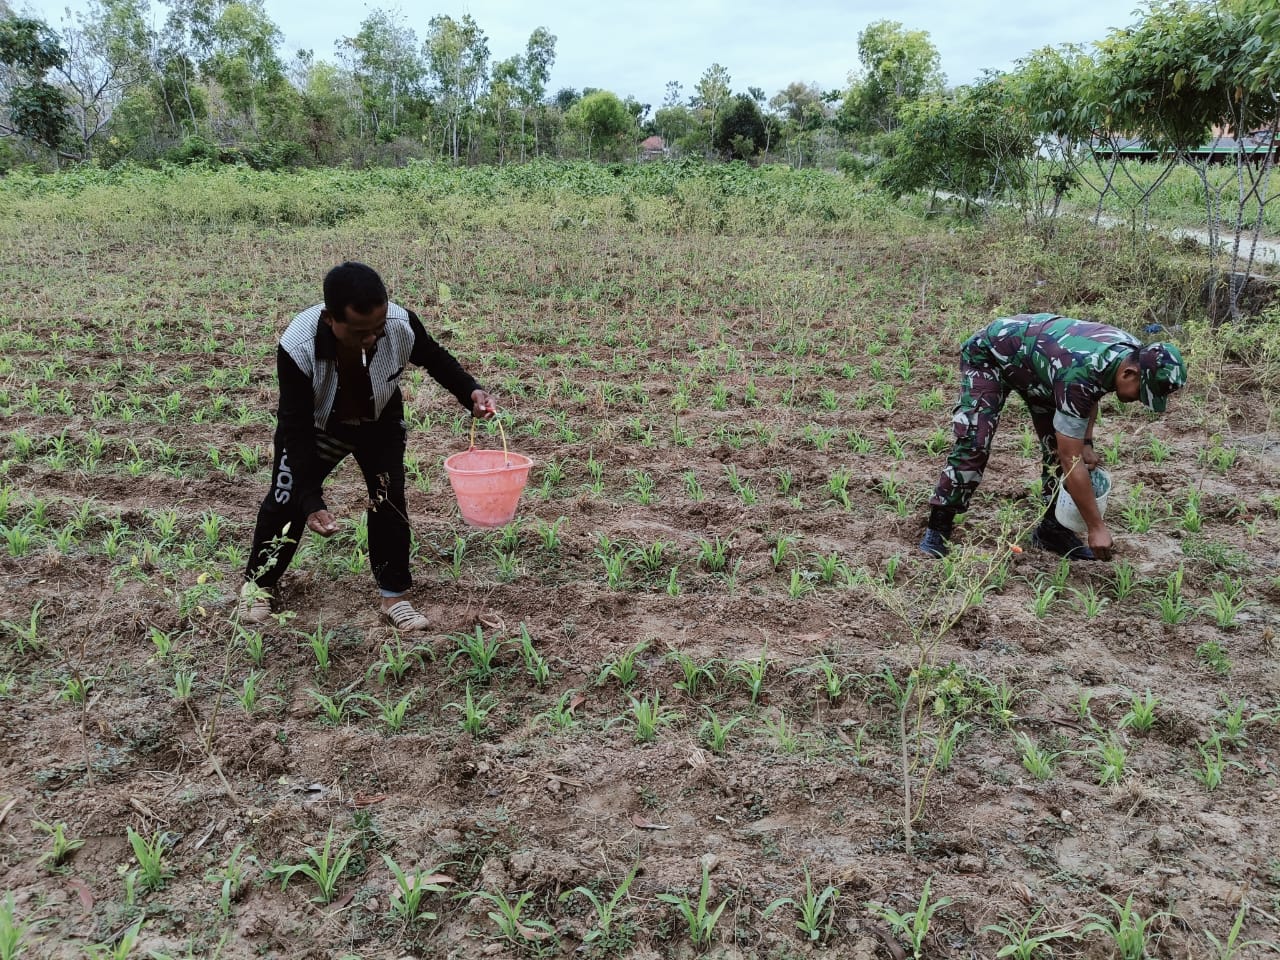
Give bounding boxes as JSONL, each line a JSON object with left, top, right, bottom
{"left": 323, "top": 262, "right": 387, "bottom": 318}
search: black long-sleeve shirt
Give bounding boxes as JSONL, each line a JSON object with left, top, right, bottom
{"left": 275, "top": 302, "right": 479, "bottom": 516}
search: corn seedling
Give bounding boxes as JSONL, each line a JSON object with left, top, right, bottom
{"left": 127, "top": 826, "right": 173, "bottom": 892}
{"left": 1071, "top": 584, "right": 1108, "bottom": 618}
{"left": 83, "top": 917, "right": 144, "bottom": 960}
{"left": 445, "top": 685, "right": 495, "bottom": 737}
{"left": 0, "top": 892, "right": 30, "bottom": 960}
{"left": 1213, "top": 697, "right": 1250, "bottom": 748}
{"left": 597, "top": 641, "right": 647, "bottom": 689}
{"left": 1030, "top": 583, "right": 1057, "bottom": 619}
{"left": 559, "top": 865, "right": 638, "bottom": 948}
{"left": 33, "top": 819, "right": 85, "bottom": 869}
{"left": 668, "top": 650, "right": 716, "bottom": 699}
{"left": 790, "top": 654, "right": 856, "bottom": 703}
{"left": 236, "top": 670, "right": 264, "bottom": 714}
{"left": 307, "top": 689, "right": 365, "bottom": 726}
{"left": 1119, "top": 689, "right": 1158, "bottom": 734}
{"left": 699, "top": 708, "right": 744, "bottom": 753}
{"left": 537, "top": 689, "right": 580, "bottom": 732}
{"left": 1111, "top": 559, "right": 1138, "bottom": 600}
{"left": 656, "top": 863, "right": 732, "bottom": 949}
{"left": 295, "top": 624, "right": 335, "bottom": 675}
{"left": 983, "top": 909, "right": 1077, "bottom": 959}
{"left": 205, "top": 843, "right": 255, "bottom": 919}
{"left": 1202, "top": 587, "right": 1251, "bottom": 629}
{"left": 269, "top": 828, "right": 354, "bottom": 903}
{"left": 1015, "top": 733, "right": 1057, "bottom": 781}
{"left": 732, "top": 647, "right": 769, "bottom": 705}
{"left": 695, "top": 535, "right": 729, "bottom": 572}
{"left": 468, "top": 889, "right": 555, "bottom": 947}
{"left": 1203, "top": 900, "right": 1280, "bottom": 959}
{"left": 171, "top": 669, "right": 196, "bottom": 702}
{"left": 1197, "top": 641, "right": 1232, "bottom": 676}
{"left": 383, "top": 854, "right": 449, "bottom": 923}
{"left": 371, "top": 636, "right": 427, "bottom": 685}
{"left": 1, "top": 601, "right": 42, "bottom": 654}
{"left": 369, "top": 691, "right": 414, "bottom": 733}
{"left": 620, "top": 691, "right": 681, "bottom": 743}
{"left": 865, "top": 875, "right": 953, "bottom": 960}
{"left": 764, "top": 867, "right": 840, "bottom": 943}
{"left": 1086, "top": 732, "right": 1128, "bottom": 786}
{"left": 1080, "top": 894, "right": 1170, "bottom": 960}
{"left": 1153, "top": 566, "right": 1192, "bottom": 625}
{"left": 447, "top": 626, "right": 504, "bottom": 683}
{"left": 761, "top": 711, "right": 801, "bottom": 752}
{"left": 769, "top": 533, "right": 797, "bottom": 571}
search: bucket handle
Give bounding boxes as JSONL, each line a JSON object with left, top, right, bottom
{"left": 468, "top": 416, "right": 511, "bottom": 466}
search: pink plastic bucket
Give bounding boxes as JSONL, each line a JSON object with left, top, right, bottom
{"left": 444, "top": 446, "right": 532, "bottom": 528}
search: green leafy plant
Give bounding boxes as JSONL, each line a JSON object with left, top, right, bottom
{"left": 559, "top": 865, "right": 638, "bottom": 949}
{"left": 865, "top": 875, "right": 953, "bottom": 960}
{"left": 33, "top": 819, "right": 85, "bottom": 869}
{"left": 657, "top": 863, "right": 732, "bottom": 948}
{"left": 732, "top": 646, "right": 770, "bottom": 705}
{"left": 1080, "top": 894, "right": 1171, "bottom": 960}
{"left": 468, "top": 889, "right": 555, "bottom": 947}
{"left": 0, "top": 892, "right": 31, "bottom": 960}
{"left": 383, "top": 854, "right": 449, "bottom": 924}
{"left": 1119, "top": 689, "right": 1159, "bottom": 735}
{"left": 269, "top": 828, "right": 354, "bottom": 903}
{"left": 205, "top": 843, "right": 256, "bottom": 918}
{"left": 446, "top": 684, "right": 496, "bottom": 737}
{"left": 983, "top": 909, "right": 1077, "bottom": 958}
{"left": 447, "top": 626, "right": 504, "bottom": 683}
{"left": 699, "top": 708, "right": 744, "bottom": 753}
{"left": 127, "top": 826, "right": 174, "bottom": 892}
{"left": 764, "top": 867, "right": 840, "bottom": 942}
{"left": 597, "top": 641, "right": 647, "bottom": 689}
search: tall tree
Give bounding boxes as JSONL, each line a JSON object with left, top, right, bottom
{"left": 424, "top": 13, "right": 489, "bottom": 162}
{"left": 691, "top": 62, "right": 731, "bottom": 153}
{"left": 338, "top": 8, "right": 423, "bottom": 139}
{"left": 517, "top": 26, "right": 554, "bottom": 159}
{"left": 564, "top": 88, "right": 633, "bottom": 160}
{"left": 840, "top": 20, "right": 943, "bottom": 134}
{"left": 0, "top": 13, "right": 72, "bottom": 155}
{"left": 53, "top": 0, "right": 151, "bottom": 159}
{"left": 714, "top": 93, "right": 765, "bottom": 160}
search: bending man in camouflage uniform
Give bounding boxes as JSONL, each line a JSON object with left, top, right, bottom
{"left": 920, "top": 313, "right": 1186, "bottom": 561}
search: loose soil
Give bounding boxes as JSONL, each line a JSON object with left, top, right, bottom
{"left": 1, "top": 216, "right": 1279, "bottom": 959}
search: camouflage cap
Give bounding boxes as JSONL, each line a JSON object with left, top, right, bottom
{"left": 1137, "top": 342, "right": 1187, "bottom": 413}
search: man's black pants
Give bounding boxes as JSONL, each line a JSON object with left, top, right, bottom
{"left": 245, "top": 421, "right": 411, "bottom": 594}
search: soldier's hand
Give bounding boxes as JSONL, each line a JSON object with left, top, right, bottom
{"left": 307, "top": 509, "right": 339, "bottom": 536}
{"left": 1087, "top": 523, "right": 1113, "bottom": 561}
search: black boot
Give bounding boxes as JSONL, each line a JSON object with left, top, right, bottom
{"left": 1032, "top": 512, "right": 1095, "bottom": 560}
{"left": 919, "top": 507, "right": 954, "bottom": 559}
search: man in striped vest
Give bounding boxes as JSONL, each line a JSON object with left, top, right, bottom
{"left": 240, "top": 262, "right": 495, "bottom": 631}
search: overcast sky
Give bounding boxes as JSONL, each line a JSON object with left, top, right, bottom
{"left": 31, "top": 0, "right": 1136, "bottom": 111}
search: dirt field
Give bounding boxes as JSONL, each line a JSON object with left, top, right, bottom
{"left": 2, "top": 212, "right": 1279, "bottom": 959}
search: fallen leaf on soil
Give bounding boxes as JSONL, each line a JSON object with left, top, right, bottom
{"left": 568, "top": 693, "right": 586, "bottom": 713}
{"left": 68, "top": 878, "right": 94, "bottom": 911}
{"left": 328, "top": 890, "right": 356, "bottom": 912}
{"left": 390, "top": 873, "right": 455, "bottom": 900}
{"left": 630, "top": 813, "right": 670, "bottom": 830}
{"left": 0, "top": 797, "right": 18, "bottom": 827}
{"left": 349, "top": 793, "right": 388, "bottom": 808}
{"left": 516, "top": 923, "right": 552, "bottom": 941}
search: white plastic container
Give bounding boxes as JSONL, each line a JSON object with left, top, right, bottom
{"left": 1055, "top": 467, "right": 1112, "bottom": 535}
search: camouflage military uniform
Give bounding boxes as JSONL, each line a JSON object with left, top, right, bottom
{"left": 929, "top": 314, "right": 1141, "bottom": 514}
